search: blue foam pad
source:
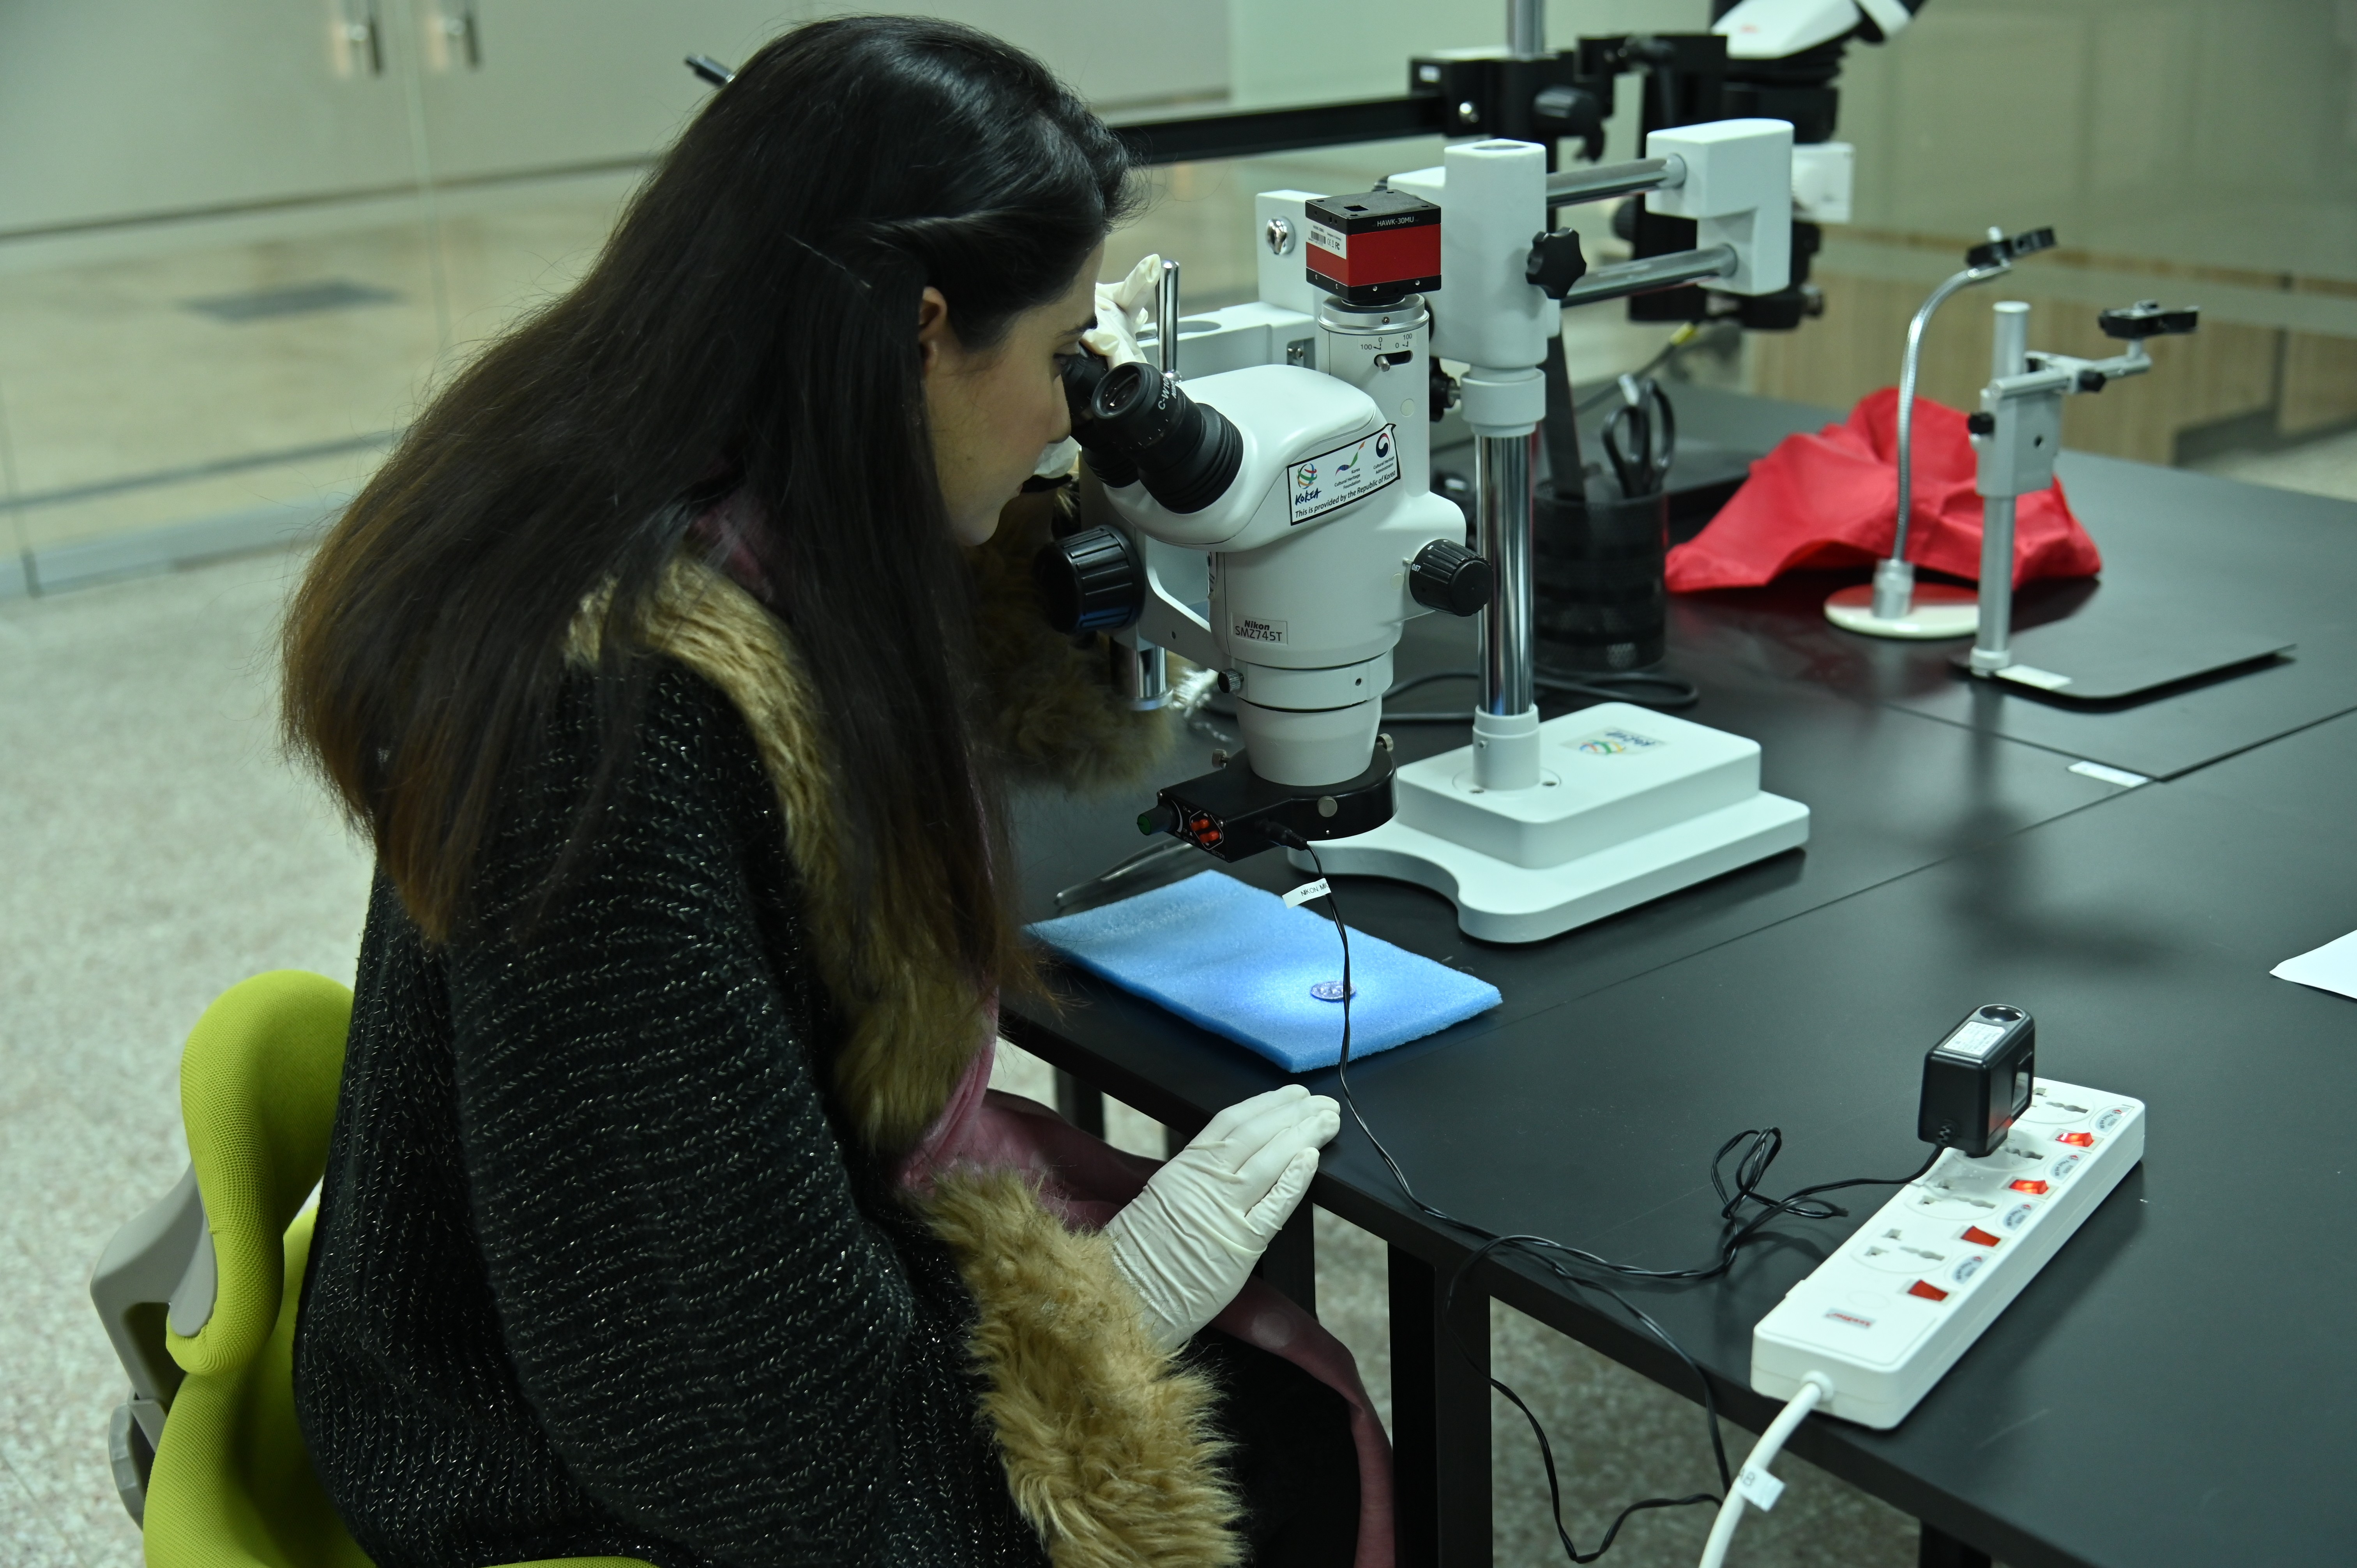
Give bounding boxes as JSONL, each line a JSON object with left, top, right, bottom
{"left": 1026, "top": 871, "right": 1502, "bottom": 1073}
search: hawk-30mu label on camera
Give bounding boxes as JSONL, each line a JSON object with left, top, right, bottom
{"left": 1289, "top": 425, "right": 1398, "bottom": 526}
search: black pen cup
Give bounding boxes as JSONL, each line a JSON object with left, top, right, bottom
{"left": 1533, "top": 478, "right": 1670, "bottom": 673}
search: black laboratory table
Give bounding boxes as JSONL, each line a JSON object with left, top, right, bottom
{"left": 1001, "top": 387, "right": 2357, "bottom": 1568}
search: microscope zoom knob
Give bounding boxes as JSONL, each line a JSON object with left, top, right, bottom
{"left": 1409, "top": 539, "right": 1493, "bottom": 617}
{"left": 1034, "top": 526, "right": 1144, "bottom": 634}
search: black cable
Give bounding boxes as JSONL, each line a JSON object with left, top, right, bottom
{"left": 1266, "top": 832, "right": 1731, "bottom": 1558}
{"left": 1262, "top": 833, "right": 1952, "bottom": 1561}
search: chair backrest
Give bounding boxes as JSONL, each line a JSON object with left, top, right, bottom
{"left": 165, "top": 971, "right": 352, "bottom": 1379}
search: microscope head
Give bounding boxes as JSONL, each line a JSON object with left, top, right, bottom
{"left": 1048, "top": 356, "right": 1470, "bottom": 828}
{"left": 1071, "top": 360, "right": 1401, "bottom": 553}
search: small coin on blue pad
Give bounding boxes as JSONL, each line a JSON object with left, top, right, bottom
{"left": 1026, "top": 870, "right": 1502, "bottom": 1072}
{"left": 1310, "top": 981, "right": 1355, "bottom": 1002}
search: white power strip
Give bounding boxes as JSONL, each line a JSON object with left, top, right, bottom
{"left": 1751, "top": 1079, "right": 2145, "bottom": 1429}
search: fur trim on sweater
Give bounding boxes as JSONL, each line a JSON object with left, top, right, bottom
{"left": 925, "top": 1170, "right": 1241, "bottom": 1568}
{"left": 569, "top": 549, "right": 1237, "bottom": 1568}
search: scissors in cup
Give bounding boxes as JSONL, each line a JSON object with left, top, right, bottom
{"left": 1602, "top": 373, "right": 1677, "bottom": 499}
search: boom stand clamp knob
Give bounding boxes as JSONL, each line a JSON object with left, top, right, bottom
{"left": 1524, "top": 229, "right": 1590, "bottom": 300}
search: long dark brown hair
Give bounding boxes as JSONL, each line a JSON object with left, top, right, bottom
{"left": 283, "top": 16, "right": 1133, "bottom": 978}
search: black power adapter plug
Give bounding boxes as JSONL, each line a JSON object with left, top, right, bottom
{"left": 1918, "top": 1004, "right": 2037, "bottom": 1158}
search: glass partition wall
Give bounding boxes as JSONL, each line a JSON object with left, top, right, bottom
{"left": 4, "top": 0, "right": 2351, "bottom": 599}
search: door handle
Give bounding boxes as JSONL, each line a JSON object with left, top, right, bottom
{"left": 433, "top": 3, "right": 482, "bottom": 69}
{"left": 337, "top": 0, "right": 383, "bottom": 77}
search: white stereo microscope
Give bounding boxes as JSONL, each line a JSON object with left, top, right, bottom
{"left": 1039, "top": 123, "right": 1810, "bottom": 943}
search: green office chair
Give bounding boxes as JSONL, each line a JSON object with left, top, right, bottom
{"left": 89, "top": 969, "right": 646, "bottom": 1568}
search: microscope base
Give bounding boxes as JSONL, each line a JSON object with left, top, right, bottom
{"left": 1300, "top": 703, "right": 1809, "bottom": 943}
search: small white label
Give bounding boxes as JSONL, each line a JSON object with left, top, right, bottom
{"left": 1232, "top": 616, "right": 1287, "bottom": 645}
{"left": 1734, "top": 1464, "right": 1787, "bottom": 1512}
{"left": 2068, "top": 759, "right": 2149, "bottom": 788}
{"left": 1567, "top": 727, "right": 1666, "bottom": 757}
{"left": 1306, "top": 221, "right": 1348, "bottom": 256}
{"left": 1283, "top": 878, "right": 1332, "bottom": 908}
{"left": 1288, "top": 426, "right": 1399, "bottom": 526}
{"left": 1940, "top": 1020, "right": 2007, "bottom": 1060}
{"left": 1999, "top": 664, "right": 2074, "bottom": 690}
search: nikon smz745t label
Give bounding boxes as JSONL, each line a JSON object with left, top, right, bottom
{"left": 1288, "top": 426, "right": 1398, "bottom": 526}
{"left": 1231, "top": 617, "right": 1286, "bottom": 645}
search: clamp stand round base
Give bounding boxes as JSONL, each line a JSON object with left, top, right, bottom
{"left": 1822, "top": 581, "right": 1979, "bottom": 640}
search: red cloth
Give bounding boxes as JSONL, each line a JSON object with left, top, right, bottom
{"left": 1664, "top": 386, "right": 2101, "bottom": 593}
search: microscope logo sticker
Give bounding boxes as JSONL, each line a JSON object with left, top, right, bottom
{"left": 1289, "top": 424, "right": 1400, "bottom": 527}
{"left": 1570, "top": 727, "right": 1666, "bottom": 757}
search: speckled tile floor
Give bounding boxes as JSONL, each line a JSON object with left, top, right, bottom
{"left": 0, "top": 546, "right": 373, "bottom": 1567}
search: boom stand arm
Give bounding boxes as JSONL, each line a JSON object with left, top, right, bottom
{"left": 1967, "top": 302, "right": 2171, "bottom": 675}
{"left": 1449, "top": 127, "right": 1786, "bottom": 788}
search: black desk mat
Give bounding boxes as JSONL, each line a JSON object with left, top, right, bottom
{"left": 1299, "top": 737, "right": 2357, "bottom": 1568}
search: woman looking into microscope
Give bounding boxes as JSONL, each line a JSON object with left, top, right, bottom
{"left": 280, "top": 16, "right": 1383, "bottom": 1568}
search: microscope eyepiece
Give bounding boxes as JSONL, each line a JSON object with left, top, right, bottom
{"left": 1063, "top": 359, "right": 1242, "bottom": 515}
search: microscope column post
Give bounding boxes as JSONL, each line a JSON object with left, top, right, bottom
{"left": 1114, "top": 259, "right": 1184, "bottom": 710}
{"left": 1439, "top": 137, "right": 1551, "bottom": 792}
{"left": 1505, "top": 0, "right": 1544, "bottom": 58}
{"left": 1476, "top": 427, "right": 1539, "bottom": 715}
{"left": 1969, "top": 300, "right": 2031, "bottom": 675}
{"left": 1157, "top": 259, "right": 1181, "bottom": 376}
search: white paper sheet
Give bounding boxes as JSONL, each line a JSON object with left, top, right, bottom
{"left": 2271, "top": 929, "right": 2357, "bottom": 1001}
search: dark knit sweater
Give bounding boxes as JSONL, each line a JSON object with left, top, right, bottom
{"left": 293, "top": 664, "right": 1046, "bottom": 1568}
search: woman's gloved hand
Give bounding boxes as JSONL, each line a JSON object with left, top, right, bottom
{"left": 1080, "top": 252, "right": 1162, "bottom": 370}
{"left": 1102, "top": 1083, "right": 1342, "bottom": 1353}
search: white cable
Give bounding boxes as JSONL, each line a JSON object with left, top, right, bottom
{"left": 1694, "top": 1376, "right": 1831, "bottom": 1568}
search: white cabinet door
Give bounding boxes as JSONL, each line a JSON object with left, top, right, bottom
{"left": 0, "top": 0, "right": 421, "bottom": 234}
{"left": 410, "top": 0, "right": 1230, "bottom": 188}
{"left": 409, "top": 0, "right": 809, "bottom": 184}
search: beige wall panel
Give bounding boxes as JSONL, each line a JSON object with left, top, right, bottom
{"left": 2281, "top": 281, "right": 2357, "bottom": 436}
{"left": 1753, "top": 270, "right": 2280, "bottom": 466}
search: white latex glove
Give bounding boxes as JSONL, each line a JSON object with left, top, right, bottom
{"left": 1032, "top": 253, "right": 1165, "bottom": 479}
{"left": 1082, "top": 252, "right": 1162, "bottom": 370}
{"left": 1103, "top": 1083, "right": 1342, "bottom": 1353}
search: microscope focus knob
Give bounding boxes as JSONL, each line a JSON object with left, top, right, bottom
{"left": 1034, "top": 525, "right": 1144, "bottom": 634}
{"left": 1408, "top": 539, "right": 1493, "bottom": 617}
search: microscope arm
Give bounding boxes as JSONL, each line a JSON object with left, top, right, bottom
{"left": 1135, "top": 551, "right": 1222, "bottom": 671}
